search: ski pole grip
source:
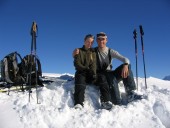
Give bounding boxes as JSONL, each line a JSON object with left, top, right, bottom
{"left": 139, "top": 25, "right": 144, "bottom": 36}
{"left": 32, "top": 21, "right": 37, "bottom": 33}
{"left": 31, "top": 21, "right": 38, "bottom": 36}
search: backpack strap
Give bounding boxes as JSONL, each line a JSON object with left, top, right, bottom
{"left": 95, "top": 47, "right": 102, "bottom": 72}
{"left": 12, "top": 52, "right": 23, "bottom": 77}
{"left": 4, "top": 58, "right": 13, "bottom": 83}
{"left": 15, "top": 52, "right": 23, "bottom": 62}
{"left": 108, "top": 48, "right": 112, "bottom": 69}
{"left": 36, "top": 57, "right": 42, "bottom": 76}
{"left": 12, "top": 53, "right": 19, "bottom": 77}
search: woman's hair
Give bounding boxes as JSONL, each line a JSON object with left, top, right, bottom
{"left": 84, "top": 34, "right": 94, "bottom": 41}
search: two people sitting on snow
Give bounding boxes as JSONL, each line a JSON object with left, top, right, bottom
{"left": 73, "top": 32, "right": 142, "bottom": 110}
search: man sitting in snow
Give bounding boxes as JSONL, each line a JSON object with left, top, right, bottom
{"left": 94, "top": 32, "right": 143, "bottom": 104}
{"left": 73, "top": 32, "right": 142, "bottom": 109}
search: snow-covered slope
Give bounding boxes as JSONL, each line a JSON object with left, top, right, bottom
{"left": 0, "top": 74, "right": 170, "bottom": 128}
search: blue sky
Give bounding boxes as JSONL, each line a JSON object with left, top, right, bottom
{"left": 0, "top": 0, "right": 170, "bottom": 79}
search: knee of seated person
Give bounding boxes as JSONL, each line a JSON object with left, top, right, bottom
{"left": 96, "top": 74, "right": 107, "bottom": 84}
{"left": 75, "top": 75, "right": 86, "bottom": 84}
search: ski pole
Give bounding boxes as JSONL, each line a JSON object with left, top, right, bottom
{"left": 28, "top": 22, "right": 35, "bottom": 102}
{"left": 139, "top": 25, "right": 147, "bottom": 89}
{"left": 28, "top": 55, "right": 33, "bottom": 102}
{"left": 133, "top": 29, "right": 138, "bottom": 90}
{"left": 30, "top": 21, "right": 39, "bottom": 104}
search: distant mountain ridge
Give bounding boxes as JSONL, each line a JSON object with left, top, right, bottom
{"left": 163, "top": 75, "right": 170, "bottom": 81}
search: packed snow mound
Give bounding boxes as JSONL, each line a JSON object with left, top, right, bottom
{"left": 0, "top": 74, "right": 170, "bottom": 128}
{"left": 42, "top": 73, "right": 74, "bottom": 78}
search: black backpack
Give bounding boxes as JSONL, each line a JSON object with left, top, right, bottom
{"left": 21, "top": 54, "right": 42, "bottom": 86}
{"left": 0, "top": 52, "right": 25, "bottom": 85}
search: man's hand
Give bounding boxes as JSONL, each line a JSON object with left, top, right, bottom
{"left": 121, "top": 65, "right": 129, "bottom": 78}
{"left": 72, "top": 48, "right": 80, "bottom": 57}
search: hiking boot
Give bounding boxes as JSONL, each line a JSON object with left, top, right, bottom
{"left": 116, "top": 99, "right": 122, "bottom": 105}
{"left": 101, "top": 101, "right": 113, "bottom": 110}
{"left": 128, "top": 91, "right": 143, "bottom": 103}
{"left": 74, "top": 104, "right": 83, "bottom": 110}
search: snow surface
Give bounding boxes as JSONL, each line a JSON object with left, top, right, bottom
{"left": 0, "top": 73, "right": 170, "bottom": 128}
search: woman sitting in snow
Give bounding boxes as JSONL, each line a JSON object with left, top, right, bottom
{"left": 73, "top": 34, "right": 96, "bottom": 109}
